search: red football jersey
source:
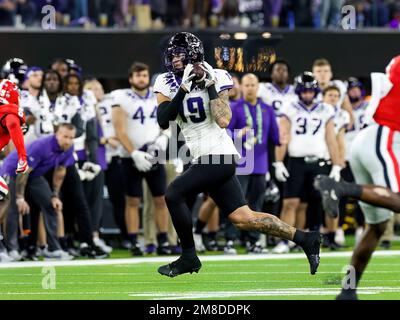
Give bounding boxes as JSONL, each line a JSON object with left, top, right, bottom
{"left": 0, "top": 80, "right": 25, "bottom": 124}
{"left": 374, "top": 55, "right": 400, "bottom": 131}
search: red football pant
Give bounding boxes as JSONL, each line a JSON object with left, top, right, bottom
{"left": 0, "top": 114, "right": 27, "bottom": 161}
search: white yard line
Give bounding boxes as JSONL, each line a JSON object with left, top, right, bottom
{"left": 0, "top": 250, "right": 399, "bottom": 269}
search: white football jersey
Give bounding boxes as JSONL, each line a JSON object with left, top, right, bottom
{"left": 20, "top": 90, "right": 55, "bottom": 140}
{"left": 281, "top": 100, "right": 335, "bottom": 159}
{"left": 258, "top": 82, "right": 296, "bottom": 114}
{"left": 345, "top": 100, "right": 369, "bottom": 161}
{"left": 97, "top": 93, "right": 122, "bottom": 162}
{"left": 54, "top": 90, "right": 97, "bottom": 124}
{"left": 333, "top": 107, "right": 350, "bottom": 135}
{"left": 316, "top": 80, "right": 347, "bottom": 106}
{"left": 153, "top": 68, "right": 239, "bottom": 160}
{"left": 111, "top": 88, "right": 160, "bottom": 158}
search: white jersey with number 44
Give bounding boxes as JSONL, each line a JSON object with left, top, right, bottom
{"left": 111, "top": 88, "right": 160, "bottom": 157}
{"left": 153, "top": 68, "right": 239, "bottom": 160}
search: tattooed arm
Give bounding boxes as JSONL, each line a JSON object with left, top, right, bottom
{"left": 209, "top": 89, "right": 232, "bottom": 128}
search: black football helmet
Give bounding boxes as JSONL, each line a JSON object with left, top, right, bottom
{"left": 346, "top": 77, "right": 363, "bottom": 103}
{"left": 294, "top": 71, "right": 319, "bottom": 104}
{"left": 164, "top": 32, "right": 204, "bottom": 74}
{"left": 346, "top": 77, "right": 362, "bottom": 90}
{"left": 1, "top": 58, "right": 28, "bottom": 85}
{"left": 64, "top": 59, "right": 82, "bottom": 76}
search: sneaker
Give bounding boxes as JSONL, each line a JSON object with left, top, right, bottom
{"left": 246, "top": 242, "right": 268, "bottom": 254}
{"left": 43, "top": 249, "right": 74, "bottom": 261}
{"left": 145, "top": 243, "right": 156, "bottom": 254}
{"left": 335, "top": 228, "right": 346, "bottom": 246}
{"left": 130, "top": 242, "right": 143, "bottom": 256}
{"left": 272, "top": 241, "right": 290, "bottom": 254}
{"left": 314, "top": 175, "right": 341, "bottom": 218}
{"left": 206, "top": 240, "right": 218, "bottom": 252}
{"left": 8, "top": 250, "right": 22, "bottom": 261}
{"left": 298, "top": 231, "right": 322, "bottom": 275}
{"left": 121, "top": 240, "right": 133, "bottom": 250}
{"left": 193, "top": 233, "right": 206, "bottom": 253}
{"left": 158, "top": 255, "right": 202, "bottom": 278}
{"left": 22, "top": 245, "right": 39, "bottom": 261}
{"left": 93, "top": 238, "right": 113, "bottom": 254}
{"left": 0, "top": 251, "right": 12, "bottom": 262}
{"left": 157, "top": 242, "right": 172, "bottom": 255}
{"left": 380, "top": 240, "right": 391, "bottom": 249}
{"left": 80, "top": 243, "right": 109, "bottom": 259}
{"left": 223, "top": 240, "right": 237, "bottom": 255}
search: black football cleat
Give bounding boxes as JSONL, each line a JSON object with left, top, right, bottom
{"left": 336, "top": 289, "right": 358, "bottom": 300}
{"left": 314, "top": 175, "right": 340, "bottom": 218}
{"left": 300, "top": 231, "right": 322, "bottom": 275}
{"left": 158, "top": 256, "right": 202, "bottom": 278}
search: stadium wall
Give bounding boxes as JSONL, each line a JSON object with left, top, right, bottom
{"left": 0, "top": 29, "right": 398, "bottom": 84}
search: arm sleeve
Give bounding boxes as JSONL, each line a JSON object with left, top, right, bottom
{"left": 156, "top": 87, "right": 186, "bottom": 130}
{"left": 85, "top": 118, "right": 98, "bottom": 163}
{"left": 3, "top": 114, "right": 27, "bottom": 161}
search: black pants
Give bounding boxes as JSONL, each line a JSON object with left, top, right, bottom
{"left": 237, "top": 174, "right": 266, "bottom": 244}
{"left": 60, "top": 166, "right": 94, "bottom": 245}
{"left": 83, "top": 170, "right": 105, "bottom": 233}
{"left": 6, "top": 176, "right": 61, "bottom": 251}
{"left": 165, "top": 155, "right": 246, "bottom": 249}
{"left": 105, "top": 157, "right": 127, "bottom": 237}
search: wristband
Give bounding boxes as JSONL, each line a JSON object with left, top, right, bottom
{"left": 207, "top": 84, "right": 218, "bottom": 100}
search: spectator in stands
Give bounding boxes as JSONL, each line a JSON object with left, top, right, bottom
{"left": 0, "top": 0, "right": 16, "bottom": 26}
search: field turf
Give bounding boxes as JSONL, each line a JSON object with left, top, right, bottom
{"left": 0, "top": 244, "right": 400, "bottom": 300}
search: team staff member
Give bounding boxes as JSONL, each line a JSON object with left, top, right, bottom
{"left": 228, "top": 73, "right": 280, "bottom": 253}
{"left": 0, "top": 124, "right": 77, "bottom": 260}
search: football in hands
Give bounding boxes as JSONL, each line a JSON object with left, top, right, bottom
{"left": 192, "top": 62, "right": 206, "bottom": 82}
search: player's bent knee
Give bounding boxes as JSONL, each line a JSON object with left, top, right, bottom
{"left": 165, "top": 183, "right": 184, "bottom": 204}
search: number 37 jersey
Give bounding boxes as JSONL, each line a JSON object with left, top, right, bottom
{"left": 153, "top": 69, "right": 239, "bottom": 160}
{"left": 280, "top": 100, "right": 335, "bottom": 159}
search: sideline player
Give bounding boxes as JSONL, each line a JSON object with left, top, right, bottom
{"left": 154, "top": 32, "right": 321, "bottom": 277}
{"left": 272, "top": 72, "right": 343, "bottom": 254}
{"left": 314, "top": 55, "right": 400, "bottom": 300}
{"left": 112, "top": 62, "right": 171, "bottom": 256}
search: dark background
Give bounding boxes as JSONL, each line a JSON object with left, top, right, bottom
{"left": 1, "top": 29, "right": 399, "bottom": 91}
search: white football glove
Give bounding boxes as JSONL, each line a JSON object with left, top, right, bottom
{"left": 131, "top": 150, "right": 154, "bottom": 172}
{"left": 181, "top": 63, "right": 196, "bottom": 92}
{"left": 78, "top": 169, "right": 87, "bottom": 181}
{"left": 82, "top": 162, "right": 101, "bottom": 175}
{"left": 273, "top": 162, "right": 290, "bottom": 182}
{"left": 329, "top": 165, "right": 342, "bottom": 182}
{"left": 200, "top": 61, "right": 216, "bottom": 88}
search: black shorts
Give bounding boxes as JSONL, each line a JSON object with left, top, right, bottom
{"left": 121, "top": 158, "right": 167, "bottom": 198}
{"left": 283, "top": 157, "right": 331, "bottom": 200}
{"left": 168, "top": 155, "right": 247, "bottom": 217}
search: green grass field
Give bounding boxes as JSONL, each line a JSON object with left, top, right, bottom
{"left": 0, "top": 246, "right": 400, "bottom": 300}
